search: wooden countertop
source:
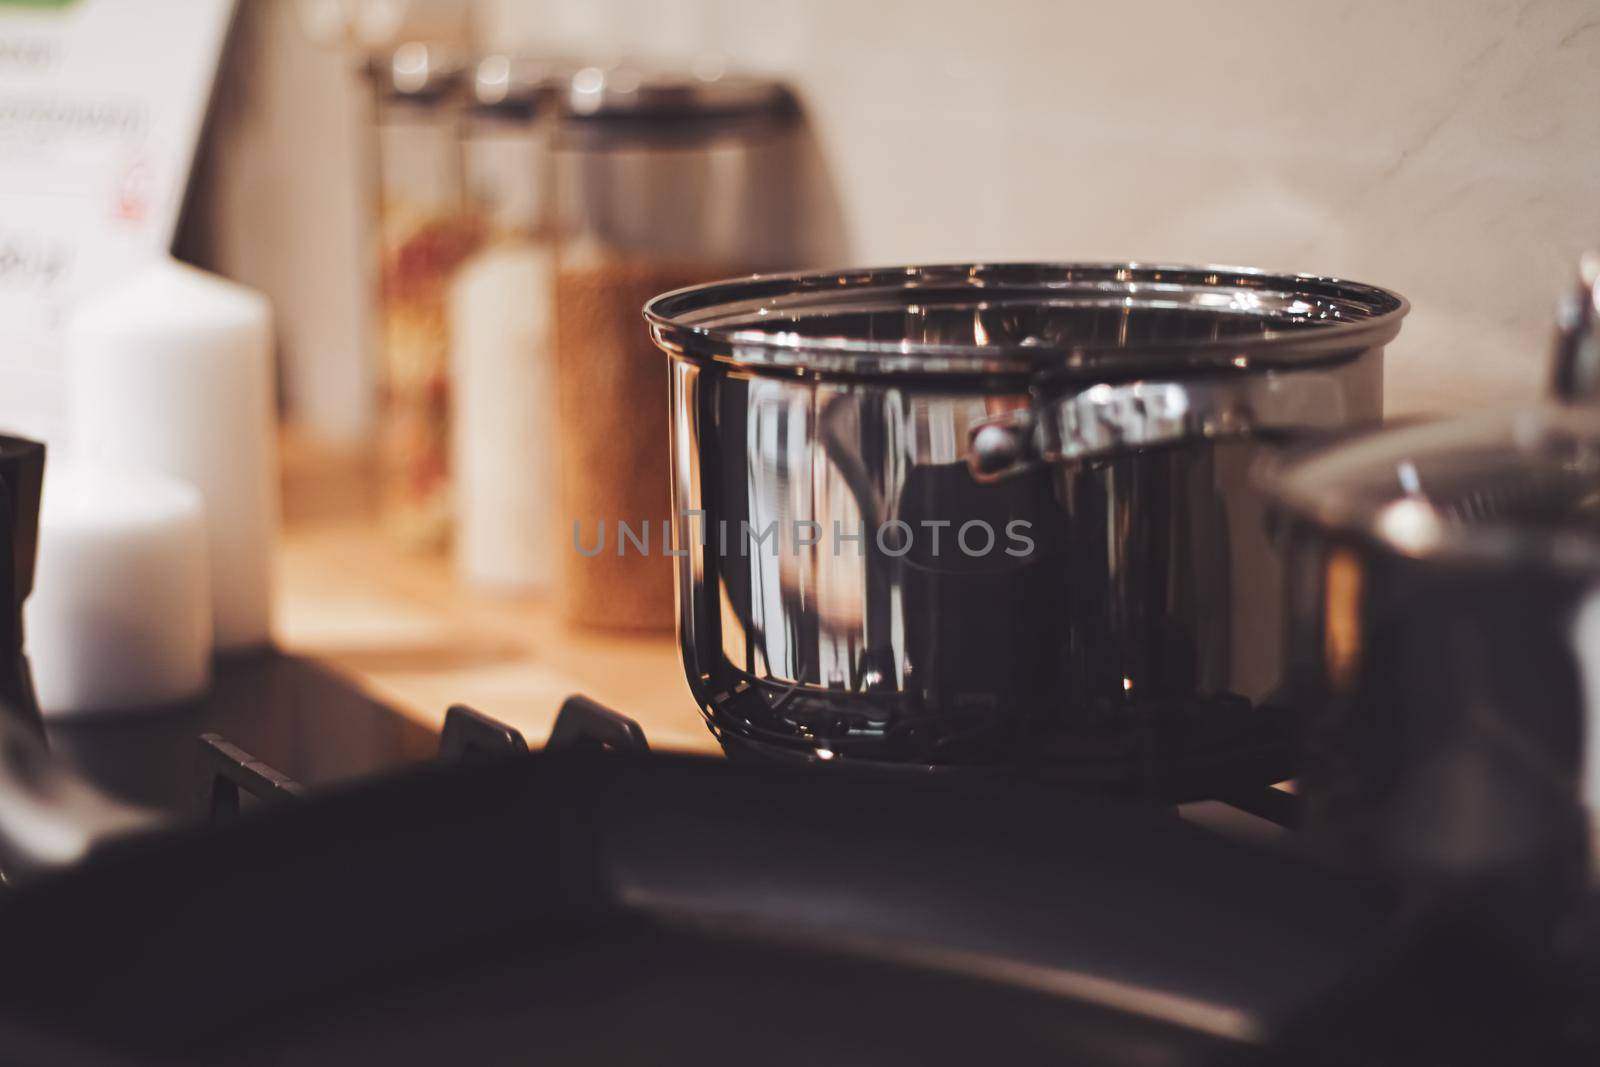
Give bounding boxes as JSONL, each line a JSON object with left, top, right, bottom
{"left": 272, "top": 434, "right": 718, "bottom": 755}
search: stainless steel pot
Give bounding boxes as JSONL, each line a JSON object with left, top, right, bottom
{"left": 1265, "top": 256, "right": 1600, "bottom": 933}
{"left": 645, "top": 263, "right": 1408, "bottom": 797}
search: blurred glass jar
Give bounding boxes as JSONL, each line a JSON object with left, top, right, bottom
{"left": 552, "top": 67, "right": 847, "bottom": 631}
{"left": 367, "top": 42, "right": 480, "bottom": 550}
{"left": 446, "top": 56, "right": 562, "bottom": 590}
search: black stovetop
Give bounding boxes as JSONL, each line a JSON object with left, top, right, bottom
{"left": 44, "top": 651, "right": 438, "bottom": 818}
{"left": 26, "top": 662, "right": 1600, "bottom": 1063}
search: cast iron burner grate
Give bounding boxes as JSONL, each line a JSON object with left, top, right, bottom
{"left": 196, "top": 695, "right": 1296, "bottom": 829}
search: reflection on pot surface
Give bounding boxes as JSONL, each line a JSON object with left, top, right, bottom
{"left": 649, "top": 264, "right": 1405, "bottom": 798}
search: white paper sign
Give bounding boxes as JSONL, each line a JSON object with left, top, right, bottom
{"left": 0, "top": 0, "right": 234, "bottom": 442}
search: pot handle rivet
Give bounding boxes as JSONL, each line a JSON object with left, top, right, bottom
{"left": 969, "top": 421, "right": 1033, "bottom": 481}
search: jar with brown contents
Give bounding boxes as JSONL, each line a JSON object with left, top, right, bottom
{"left": 551, "top": 67, "right": 846, "bottom": 632}
{"left": 555, "top": 257, "right": 731, "bottom": 629}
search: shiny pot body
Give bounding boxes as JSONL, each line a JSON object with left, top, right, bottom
{"left": 1268, "top": 407, "right": 1600, "bottom": 931}
{"left": 648, "top": 264, "right": 1404, "bottom": 798}
{"left": 1280, "top": 525, "right": 1592, "bottom": 927}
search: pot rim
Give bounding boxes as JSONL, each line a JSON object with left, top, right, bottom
{"left": 1264, "top": 406, "right": 1600, "bottom": 575}
{"left": 643, "top": 261, "right": 1408, "bottom": 379}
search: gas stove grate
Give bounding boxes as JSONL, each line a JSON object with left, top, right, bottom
{"left": 197, "top": 696, "right": 1296, "bottom": 830}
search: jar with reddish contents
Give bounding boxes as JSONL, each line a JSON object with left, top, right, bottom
{"left": 369, "top": 43, "right": 481, "bottom": 550}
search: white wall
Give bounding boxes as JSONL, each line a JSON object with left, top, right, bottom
{"left": 188, "top": 0, "right": 378, "bottom": 443}
{"left": 482, "top": 0, "right": 1600, "bottom": 414}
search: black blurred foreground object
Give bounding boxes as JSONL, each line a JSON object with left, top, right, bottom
{"left": 0, "top": 434, "right": 45, "bottom": 735}
{"left": 0, "top": 691, "right": 1592, "bottom": 1064}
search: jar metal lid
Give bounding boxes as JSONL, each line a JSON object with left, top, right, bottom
{"left": 644, "top": 262, "right": 1408, "bottom": 379}
{"left": 558, "top": 66, "right": 794, "bottom": 121}
{"left": 466, "top": 53, "right": 573, "bottom": 117}
{"left": 365, "top": 42, "right": 468, "bottom": 103}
